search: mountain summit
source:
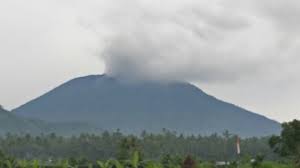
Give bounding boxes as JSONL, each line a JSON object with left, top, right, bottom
{"left": 14, "top": 75, "right": 280, "bottom": 137}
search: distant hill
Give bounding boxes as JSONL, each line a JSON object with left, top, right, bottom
{"left": 14, "top": 75, "right": 281, "bottom": 137}
{"left": 0, "top": 105, "right": 101, "bottom": 136}
{"left": 0, "top": 105, "right": 42, "bottom": 135}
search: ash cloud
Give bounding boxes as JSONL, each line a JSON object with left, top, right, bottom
{"left": 79, "top": 0, "right": 300, "bottom": 83}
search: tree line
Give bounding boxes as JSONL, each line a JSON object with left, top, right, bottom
{"left": 0, "top": 129, "right": 277, "bottom": 162}
{"left": 2, "top": 118, "right": 300, "bottom": 167}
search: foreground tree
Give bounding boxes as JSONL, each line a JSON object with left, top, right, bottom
{"left": 182, "top": 156, "right": 196, "bottom": 168}
{"left": 117, "top": 136, "right": 141, "bottom": 160}
{"left": 269, "top": 119, "right": 300, "bottom": 167}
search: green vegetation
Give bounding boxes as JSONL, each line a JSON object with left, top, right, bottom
{"left": 0, "top": 130, "right": 290, "bottom": 167}
{"left": 0, "top": 149, "right": 293, "bottom": 168}
{"left": 1, "top": 114, "right": 299, "bottom": 167}
{"left": 0, "top": 130, "right": 276, "bottom": 161}
{"left": 269, "top": 120, "right": 300, "bottom": 167}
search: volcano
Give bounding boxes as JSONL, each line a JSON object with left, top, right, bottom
{"left": 14, "top": 75, "right": 280, "bottom": 137}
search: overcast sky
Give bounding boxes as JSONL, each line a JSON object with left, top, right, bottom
{"left": 1, "top": 0, "right": 300, "bottom": 122}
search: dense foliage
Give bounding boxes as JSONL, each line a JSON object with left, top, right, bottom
{"left": 269, "top": 119, "right": 300, "bottom": 167}
{"left": 0, "top": 130, "right": 276, "bottom": 161}
{"left": 0, "top": 120, "right": 299, "bottom": 167}
{"left": 0, "top": 149, "right": 292, "bottom": 168}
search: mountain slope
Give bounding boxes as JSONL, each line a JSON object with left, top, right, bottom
{"left": 14, "top": 75, "right": 281, "bottom": 137}
{"left": 0, "top": 106, "right": 42, "bottom": 135}
{"left": 0, "top": 106, "right": 101, "bottom": 136}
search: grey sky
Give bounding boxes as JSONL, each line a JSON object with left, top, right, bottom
{"left": 0, "top": 0, "right": 299, "bottom": 122}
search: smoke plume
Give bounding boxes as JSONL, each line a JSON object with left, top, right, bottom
{"left": 76, "top": 0, "right": 300, "bottom": 83}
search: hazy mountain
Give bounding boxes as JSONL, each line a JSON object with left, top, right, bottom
{"left": 14, "top": 75, "right": 281, "bottom": 137}
{"left": 0, "top": 105, "right": 42, "bottom": 135}
{"left": 0, "top": 105, "right": 101, "bottom": 136}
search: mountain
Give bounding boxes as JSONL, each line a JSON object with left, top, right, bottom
{"left": 0, "top": 105, "right": 42, "bottom": 135}
{"left": 0, "top": 105, "right": 101, "bottom": 136}
{"left": 14, "top": 75, "right": 281, "bottom": 137}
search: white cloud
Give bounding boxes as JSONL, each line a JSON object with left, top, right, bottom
{"left": 64, "top": 0, "right": 298, "bottom": 83}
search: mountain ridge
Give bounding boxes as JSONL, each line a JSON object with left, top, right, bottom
{"left": 0, "top": 105, "right": 102, "bottom": 136}
{"left": 13, "top": 74, "right": 281, "bottom": 137}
